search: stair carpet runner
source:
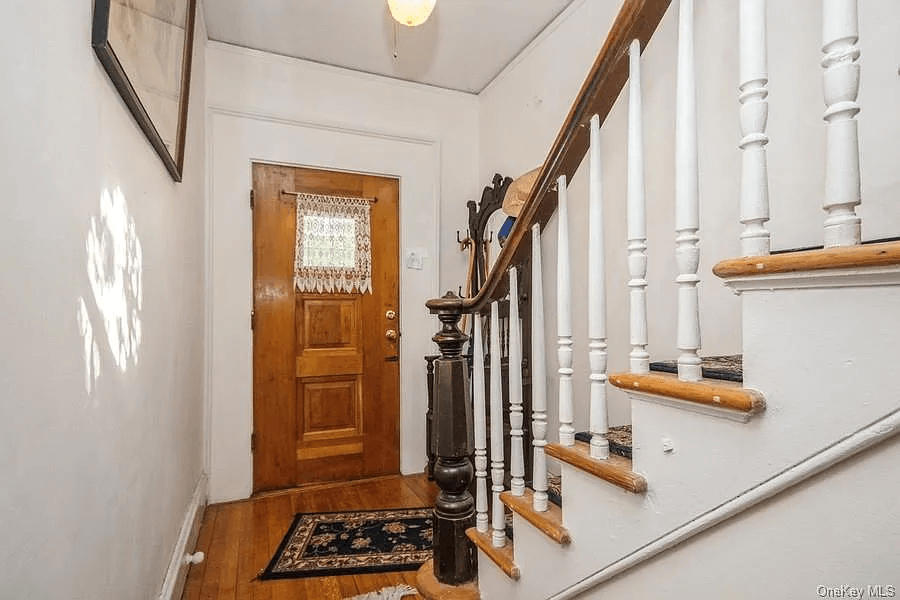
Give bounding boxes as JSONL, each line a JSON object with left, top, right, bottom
{"left": 536, "top": 355, "right": 743, "bottom": 508}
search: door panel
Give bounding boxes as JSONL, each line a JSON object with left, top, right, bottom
{"left": 252, "top": 163, "right": 400, "bottom": 492}
{"left": 302, "top": 298, "right": 358, "bottom": 348}
{"left": 302, "top": 378, "right": 362, "bottom": 437}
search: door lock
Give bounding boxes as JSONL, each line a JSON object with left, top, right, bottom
{"left": 386, "top": 329, "right": 398, "bottom": 341}
{"left": 386, "top": 310, "right": 397, "bottom": 320}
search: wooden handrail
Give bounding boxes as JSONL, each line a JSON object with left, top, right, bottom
{"left": 427, "top": 0, "right": 672, "bottom": 315}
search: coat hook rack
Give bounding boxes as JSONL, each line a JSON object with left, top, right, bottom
{"left": 457, "top": 230, "right": 472, "bottom": 251}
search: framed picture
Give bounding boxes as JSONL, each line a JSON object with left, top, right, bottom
{"left": 92, "top": 0, "right": 198, "bottom": 181}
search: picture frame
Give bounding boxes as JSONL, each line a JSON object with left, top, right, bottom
{"left": 92, "top": 0, "right": 198, "bottom": 182}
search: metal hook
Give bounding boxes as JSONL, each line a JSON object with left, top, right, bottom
{"left": 457, "top": 230, "right": 473, "bottom": 251}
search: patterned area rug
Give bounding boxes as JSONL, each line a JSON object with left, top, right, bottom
{"left": 260, "top": 508, "right": 432, "bottom": 580}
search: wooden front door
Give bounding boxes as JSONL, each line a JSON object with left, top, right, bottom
{"left": 252, "top": 163, "right": 401, "bottom": 493}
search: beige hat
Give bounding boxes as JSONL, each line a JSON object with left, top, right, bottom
{"left": 502, "top": 166, "right": 541, "bottom": 218}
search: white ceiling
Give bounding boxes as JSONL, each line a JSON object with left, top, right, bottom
{"left": 203, "top": 0, "right": 578, "bottom": 93}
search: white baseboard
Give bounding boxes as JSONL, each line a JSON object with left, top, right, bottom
{"left": 158, "top": 472, "right": 209, "bottom": 600}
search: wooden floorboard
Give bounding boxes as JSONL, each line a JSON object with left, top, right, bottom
{"left": 250, "top": 501, "right": 273, "bottom": 600}
{"left": 183, "top": 505, "right": 218, "bottom": 599}
{"left": 182, "top": 474, "right": 436, "bottom": 600}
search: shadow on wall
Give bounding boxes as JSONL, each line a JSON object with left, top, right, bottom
{"left": 77, "top": 186, "right": 144, "bottom": 394}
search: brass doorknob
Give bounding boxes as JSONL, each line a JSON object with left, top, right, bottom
{"left": 386, "top": 310, "right": 397, "bottom": 320}
{"left": 386, "top": 329, "right": 398, "bottom": 341}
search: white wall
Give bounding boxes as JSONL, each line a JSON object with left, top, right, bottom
{"left": 478, "top": 0, "right": 900, "bottom": 429}
{"left": 0, "top": 2, "right": 207, "bottom": 599}
{"left": 577, "top": 433, "right": 900, "bottom": 599}
{"left": 205, "top": 42, "right": 479, "bottom": 502}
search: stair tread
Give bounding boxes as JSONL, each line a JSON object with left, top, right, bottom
{"left": 553, "top": 426, "right": 634, "bottom": 506}
{"left": 465, "top": 527, "right": 520, "bottom": 580}
{"left": 500, "top": 489, "right": 570, "bottom": 546}
{"left": 609, "top": 371, "right": 765, "bottom": 414}
{"left": 649, "top": 354, "right": 742, "bottom": 383}
{"left": 713, "top": 240, "right": 900, "bottom": 279}
{"left": 545, "top": 441, "right": 647, "bottom": 494}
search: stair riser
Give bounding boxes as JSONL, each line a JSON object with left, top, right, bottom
{"left": 742, "top": 284, "right": 900, "bottom": 444}
{"left": 477, "top": 512, "right": 580, "bottom": 600}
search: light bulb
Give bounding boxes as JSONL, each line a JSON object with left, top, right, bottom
{"left": 387, "top": 0, "right": 436, "bottom": 27}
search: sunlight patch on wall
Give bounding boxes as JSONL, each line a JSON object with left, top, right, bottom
{"left": 77, "top": 186, "right": 144, "bottom": 391}
{"left": 77, "top": 297, "right": 101, "bottom": 393}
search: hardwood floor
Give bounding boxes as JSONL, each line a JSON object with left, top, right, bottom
{"left": 182, "top": 474, "right": 438, "bottom": 600}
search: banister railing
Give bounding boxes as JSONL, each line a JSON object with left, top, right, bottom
{"left": 419, "top": 0, "right": 889, "bottom": 593}
{"left": 426, "top": 0, "right": 672, "bottom": 319}
{"left": 422, "top": 0, "right": 672, "bottom": 588}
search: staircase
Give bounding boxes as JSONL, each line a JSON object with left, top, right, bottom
{"left": 418, "top": 1, "right": 900, "bottom": 598}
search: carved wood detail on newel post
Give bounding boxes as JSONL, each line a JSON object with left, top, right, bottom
{"left": 426, "top": 291, "right": 478, "bottom": 585}
{"left": 424, "top": 354, "right": 439, "bottom": 480}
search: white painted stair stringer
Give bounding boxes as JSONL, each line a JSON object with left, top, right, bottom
{"left": 556, "top": 409, "right": 900, "bottom": 599}
{"left": 474, "top": 273, "right": 900, "bottom": 600}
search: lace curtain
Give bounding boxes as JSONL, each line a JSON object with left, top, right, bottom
{"left": 294, "top": 193, "right": 373, "bottom": 294}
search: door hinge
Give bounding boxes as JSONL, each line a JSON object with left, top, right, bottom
{"left": 251, "top": 432, "right": 257, "bottom": 453}
{"left": 251, "top": 310, "right": 256, "bottom": 330}
{"left": 250, "top": 189, "right": 255, "bottom": 209}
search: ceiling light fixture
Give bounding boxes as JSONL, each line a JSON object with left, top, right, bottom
{"left": 387, "top": 0, "right": 436, "bottom": 27}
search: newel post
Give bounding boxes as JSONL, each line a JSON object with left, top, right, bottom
{"left": 427, "top": 291, "right": 477, "bottom": 585}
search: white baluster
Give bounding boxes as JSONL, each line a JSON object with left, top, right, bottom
{"left": 675, "top": 0, "right": 702, "bottom": 382}
{"left": 557, "top": 175, "right": 575, "bottom": 446}
{"left": 531, "top": 224, "right": 548, "bottom": 512}
{"left": 588, "top": 114, "right": 609, "bottom": 460}
{"left": 627, "top": 39, "right": 650, "bottom": 375}
{"left": 472, "top": 312, "right": 489, "bottom": 533}
{"left": 508, "top": 267, "right": 526, "bottom": 495}
{"left": 489, "top": 302, "right": 506, "bottom": 548}
{"left": 739, "top": 0, "right": 771, "bottom": 256}
{"left": 822, "top": 0, "right": 861, "bottom": 247}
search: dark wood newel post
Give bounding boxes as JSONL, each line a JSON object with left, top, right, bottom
{"left": 427, "top": 291, "right": 477, "bottom": 585}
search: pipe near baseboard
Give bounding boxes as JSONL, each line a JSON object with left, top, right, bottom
{"left": 158, "top": 473, "right": 209, "bottom": 600}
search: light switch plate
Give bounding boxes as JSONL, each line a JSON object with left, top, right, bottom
{"left": 405, "top": 248, "right": 426, "bottom": 270}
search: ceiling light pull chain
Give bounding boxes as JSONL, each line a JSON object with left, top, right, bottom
{"left": 393, "top": 21, "right": 399, "bottom": 59}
